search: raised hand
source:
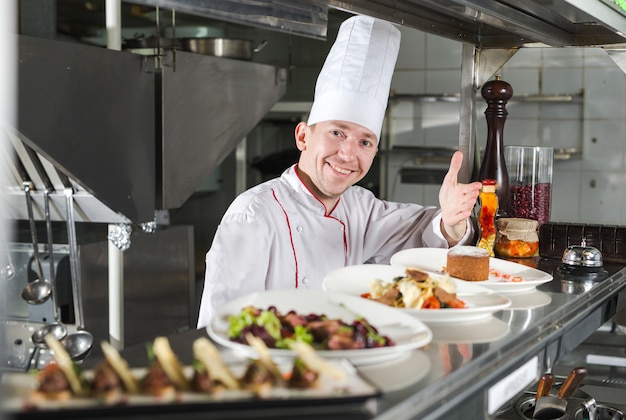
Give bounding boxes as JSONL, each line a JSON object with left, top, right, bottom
{"left": 438, "top": 151, "right": 482, "bottom": 243}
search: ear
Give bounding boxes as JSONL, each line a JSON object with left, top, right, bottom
{"left": 295, "top": 121, "right": 308, "bottom": 151}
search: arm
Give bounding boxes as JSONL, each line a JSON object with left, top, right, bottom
{"left": 197, "top": 214, "right": 271, "bottom": 329}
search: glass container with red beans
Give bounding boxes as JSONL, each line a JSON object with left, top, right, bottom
{"left": 504, "top": 146, "right": 553, "bottom": 225}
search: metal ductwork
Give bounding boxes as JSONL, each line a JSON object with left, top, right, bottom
{"left": 127, "top": 0, "right": 626, "bottom": 48}
{"left": 4, "top": 33, "right": 287, "bottom": 225}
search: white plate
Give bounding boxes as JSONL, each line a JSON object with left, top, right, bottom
{"left": 322, "top": 264, "right": 511, "bottom": 324}
{"left": 207, "top": 289, "right": 433, "bottom": 366}
{"left": 390, "top": 248, "right": 553, "bottom": 293}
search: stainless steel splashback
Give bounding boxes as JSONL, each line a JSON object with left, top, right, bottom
{"left": 7, "top": 34, "right": 287, "bottom": 224}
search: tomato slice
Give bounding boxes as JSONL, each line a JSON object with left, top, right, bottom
{"left": 422, "top": 296, "right": 441, "bottom": 309}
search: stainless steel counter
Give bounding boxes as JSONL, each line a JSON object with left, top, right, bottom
{"left": 6, "top": 258, "right": 626, "bottom": 420}
{"left": 373, "top": 258, "right": 626, "bottom": 420}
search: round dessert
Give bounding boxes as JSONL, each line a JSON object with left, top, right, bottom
{"left": 446, "top": 246, "right": 490, "bottom": 281}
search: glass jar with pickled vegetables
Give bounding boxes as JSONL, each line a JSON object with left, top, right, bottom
{"left": 495, "top": 217, "right": 539, "bottom": 258}
{"left": 477, "top": 179, "right": 498, "bottom": 257}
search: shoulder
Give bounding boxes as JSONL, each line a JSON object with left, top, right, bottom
{"left": 342, "top": 184, "right": 377, "bottom": 201}
{"left": 339, "top": 185, "right": 384, "bottom": 209}
{"left": 223, "top": 177, "right": 292, "bottom": 220}
{"left": 339, "top": 185, "right": 428, "bottom": 215}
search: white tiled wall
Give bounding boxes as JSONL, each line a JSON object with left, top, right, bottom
{"left": 387, "top": 26, "right": 626, "bottom": 225}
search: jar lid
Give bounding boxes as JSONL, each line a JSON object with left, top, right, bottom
{"left": 496, "top": 217, "right": 538, "bottom": 231}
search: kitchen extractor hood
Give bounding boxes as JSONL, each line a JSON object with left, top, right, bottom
{"left": 4, "top": 34, "right": 287, "bottom": 225}
{"left": 125, "top": 0, "right": 626, "bottom": 47}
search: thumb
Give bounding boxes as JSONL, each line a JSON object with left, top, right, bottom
{"left": 444, "top": 151, "right": 463, "bottom": 184}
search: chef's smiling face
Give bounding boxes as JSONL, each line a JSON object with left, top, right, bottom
{"left": 295, "top": 120, "right": 378, "bottom": 209}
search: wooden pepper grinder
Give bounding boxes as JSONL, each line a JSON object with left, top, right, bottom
{"left": 478, "top": 74, "right": 512, "bottom": 217}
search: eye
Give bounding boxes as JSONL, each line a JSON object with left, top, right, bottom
{"left": 330, "top": 129, "right": 344, "bottom": 138}
{"left": 361, "top": 139, "right": 375, "bottom": 148}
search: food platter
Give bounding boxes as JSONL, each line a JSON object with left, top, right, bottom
{"left": 207, "top": 289, "right": 433, "bottom": 365}
{"left": 0, "top": 361, "right": 379, "bottom": 418}
{"left": 390, "top": 248, "right": 553, "bottom": 293}
{"left": 322, "top": 264, "right": 512, "bottom": 324}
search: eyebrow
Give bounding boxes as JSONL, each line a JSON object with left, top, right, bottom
{"left": 333, "top": 122, "right": 376, "bottom": 140}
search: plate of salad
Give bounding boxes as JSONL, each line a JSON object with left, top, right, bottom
{"left": 207, "top": 289, "right": 433, "bottom": 366}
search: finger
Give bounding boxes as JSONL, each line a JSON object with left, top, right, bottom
{"left": 444, "top": 151, "right": 464, "bottom": 184}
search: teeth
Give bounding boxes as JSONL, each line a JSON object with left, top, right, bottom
{"left": 330, "top": 164, "right": 351, "bottom": 175}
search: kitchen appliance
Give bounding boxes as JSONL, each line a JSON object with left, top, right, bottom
{"left": 1, "top": 27, "right": 287, "bottom": 371}
{"left": 499, "top": 387, "right": 624, "bottom": 420}
{"left": 533, "top": 367, "right": 587, "bottom": 419}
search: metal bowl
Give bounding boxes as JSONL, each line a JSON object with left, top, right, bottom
{"left": 562, "top": 245, "right": 603, "bottom": 268}
{"left": 180, "top": 38, "right": 267, "bottom": 60}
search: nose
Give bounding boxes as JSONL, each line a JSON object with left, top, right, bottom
{"left": 337, "top": 139, "right": 357, "bottom": 161}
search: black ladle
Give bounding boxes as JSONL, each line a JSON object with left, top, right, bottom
{"left": 20, "top": 181, "right": 53, "bottom": 305}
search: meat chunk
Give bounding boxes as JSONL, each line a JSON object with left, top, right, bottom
{"left": 91, "top": 361, "right": 123, "bottom": 395}
{"left": 306, "top": 319, "right": 345, "bottom": 341}
{"left": 288, "top": 358, "right": 319, "bottom": 389}
{"left": 405, "top": 268, "right": 429, "bottom": 281}
{"left": 375, "top": 286, "right": 401, "bottom": 306}
{"left": 36, "top": 363, "right": 71, "bottom": 394}
{"left": 433, "top": 287, "right": 465, "bottom": 308}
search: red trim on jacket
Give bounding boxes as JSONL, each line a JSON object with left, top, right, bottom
{"left": 272, "top": 188, "right": 299, "bottom": 287}
{"left": 292, "top": 164, "right": 348, "bottom": 259}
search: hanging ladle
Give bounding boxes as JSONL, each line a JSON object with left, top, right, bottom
{"left": 20, "top": 181, "right": 53, "bottom": 305}
{"left": 31, "top": 188, "right": 67, "bottom": 347}
{"left": 60, "top": 185, "right": 93, "bottom": 361}
{"left": 0, "top": 251, "right": 16, "bottom": 281}
{"left": 0, "top": 221, "right": 16, "bottom": 281}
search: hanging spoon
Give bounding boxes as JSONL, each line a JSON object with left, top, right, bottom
{"left": 0, "top": 254, "right": 16, "bottom": 280}
{"left": 60, "top": 184, "right": 93, "bottom": 361}
{"left": 20, "top": 181, "right": 52, "bottom": 305}
{"left": 0, "top": 222, "right": 16, "bottom": 281}
{"left": 31, "top": 187, "right": 67, "bottom": 348}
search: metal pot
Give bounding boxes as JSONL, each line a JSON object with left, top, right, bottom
{"left": 180, "top": 37, "right": 267, "bottom": 60}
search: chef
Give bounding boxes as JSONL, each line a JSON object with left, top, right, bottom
{"left": 197, "top": 15, "right": 482, "bottom": 327}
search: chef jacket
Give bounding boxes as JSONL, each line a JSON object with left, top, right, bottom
{"left": 197, "top": 164, "right": 473, "bottom": 328}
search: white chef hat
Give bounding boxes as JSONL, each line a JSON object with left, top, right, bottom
{"left": 307, "top": 15, "right": 401, "bottom": 140}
